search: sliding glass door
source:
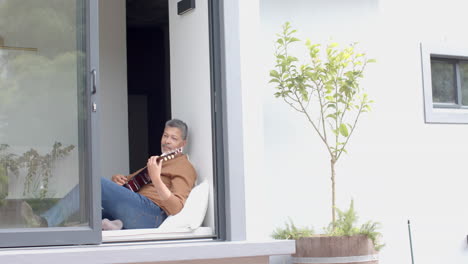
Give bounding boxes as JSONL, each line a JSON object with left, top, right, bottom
{"left": 0, "top": 0, "right": 100, "bottom": 247}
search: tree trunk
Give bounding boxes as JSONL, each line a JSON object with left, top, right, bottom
{"left": 331, "top": 157, "right": 336, "bottom": 225}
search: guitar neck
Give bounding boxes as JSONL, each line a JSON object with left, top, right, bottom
{"left": 123, "top": 148, "right": 182, "bottom": 192}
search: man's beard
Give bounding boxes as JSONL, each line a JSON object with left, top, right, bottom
{"left": 161, "top": 144, "right": 182, "bottom": 155}
{"left": 161, "top": 144, "right": 172, "bottom": 154}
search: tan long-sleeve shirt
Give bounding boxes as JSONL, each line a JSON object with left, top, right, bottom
{"left": 127, "top": 154, "right": 197, "bottom": 215}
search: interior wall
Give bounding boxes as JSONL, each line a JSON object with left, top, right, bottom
{"left": 98, "top": 0, "right": 130, "bottom": 177}
{"left": 257, "top": 0, "right": 468, "bottom": 263}
{"left": 168, "top": 0, "right": 214, "bottom": 229}
{"left": 127, "top": 26, "right": 170, "bottom": 172}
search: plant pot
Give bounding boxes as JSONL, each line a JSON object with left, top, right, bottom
{"left": 293, "top": 235, "right": 378, "bottom": 264}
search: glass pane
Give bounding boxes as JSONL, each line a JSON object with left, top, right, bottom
{"left": 431, "top": 59, "right": 457, "bottom": 104}
{"left": 460, "top": 62, "right": 468, "bottom": 106}
{"left": 0, "top": 1, "right": 88, "bottom": 228}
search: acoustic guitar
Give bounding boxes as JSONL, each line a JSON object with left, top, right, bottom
{"left": 123, "top": 148, "right": 182, "bottom": 192}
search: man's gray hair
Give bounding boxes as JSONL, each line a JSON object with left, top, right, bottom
{"left": 165, "top": 119, "right": 188, "bottom": 140}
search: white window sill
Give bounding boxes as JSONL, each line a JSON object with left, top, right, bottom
{"left": 0, "top": 240, "right": 295, "bottom": 264}
{"left": 425, "top": 107, "right": 468, "bottom": 124}
{"left": 102, "top": 226, "right": 214, "bottom": 242}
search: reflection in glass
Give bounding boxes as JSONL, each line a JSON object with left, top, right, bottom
{"left": 460, "top": 62, "right": 468, "bottom": 106}
{"left": 431, "top": 59, "right": 456, "bottom": 104}
{"left": 0, "top": 1, "right": 88, "bottom": 228}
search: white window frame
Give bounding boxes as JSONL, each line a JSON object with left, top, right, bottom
{"left": 421, "top": 42, "right": 468, "bottom": 124}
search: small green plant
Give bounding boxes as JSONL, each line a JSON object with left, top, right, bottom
{"left": 0, "top": 142, "right": 74, "bottom": 199}
{"left": 271, "top": 218, "right": 314, "bottom": 240}
{"left": 360, "top": 221, "right": 385, "bottom": 251}
{"left": 272, "top": 201, "right": 384, "bottom": 251}
{"left": 325, "top": 200, "right": 385, "bottom": 251}
{"left": 0, "top": 164, "right": 7, "bottom": 205}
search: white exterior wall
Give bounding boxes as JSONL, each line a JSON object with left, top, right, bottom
{"left": 237, "top": 0, "right": 270, "bottom": 241}
{"left": 237, "top": 0, "right": 468, "bottom": 263}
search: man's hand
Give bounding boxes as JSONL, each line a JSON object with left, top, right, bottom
{"left": 147, "top": 156, "right": 163, "bottom": 182}
{"left": 147, "top": 156, "right": 171, "bottom": 200}
{"left": 111, "top": 174, "right": 127, "bottom": 186}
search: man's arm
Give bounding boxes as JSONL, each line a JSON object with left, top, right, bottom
{"left": 145, "top": 155, "right": 197, "bottom": 215}
{"left": 147, "top": 156, "right": 171, "bottom": 200}
{"left": 111, "top": 167, "right": 147, "bottom": 185}
{"left": 158, "top": 173, "right": 195, "bottom": 215}
{"left": 126, "top": 167, "right": 147, "bottom": 181}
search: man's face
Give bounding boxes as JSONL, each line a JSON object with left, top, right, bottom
{"left": 161, "top": 126, "right": 186, "bottom": 154}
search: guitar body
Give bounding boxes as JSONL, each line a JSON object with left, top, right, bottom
{"left": 124, "top": 168, "right": 151, "bottom": 192}
{"left": 123, "top": 148, "right": 182, "bottom": 192}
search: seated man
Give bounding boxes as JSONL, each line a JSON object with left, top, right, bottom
{"left": 35, "top": 119, "right": 197, "bottom": 229}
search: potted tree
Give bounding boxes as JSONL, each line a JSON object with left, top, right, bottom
{"left": 269, "top": 22, "right": 382, "bottom": 263}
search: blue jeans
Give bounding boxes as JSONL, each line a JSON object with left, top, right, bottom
{"left": 42, "top": 177, "right": 167, "bottom": 229}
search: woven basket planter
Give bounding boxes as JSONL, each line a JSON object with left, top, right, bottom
{"left": 292, "top": 235, "right": 378, "bottom": 264}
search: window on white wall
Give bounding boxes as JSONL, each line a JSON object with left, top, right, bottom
{"left": 421, "top": 43, "right": 468, "bottom": 123}
{"left": 431, "top": 58, "right": 468, "bottom": 107}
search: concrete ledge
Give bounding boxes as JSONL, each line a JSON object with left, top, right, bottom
{"left": 132, "top": 256, "right": 269, "bottom": 264}
{"left": 0, "top": 240, "right": 295, "bottom": 264}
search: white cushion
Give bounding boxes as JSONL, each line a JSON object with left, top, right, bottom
{"left": 158, "top": 180, "right": 209, "bottom": 230}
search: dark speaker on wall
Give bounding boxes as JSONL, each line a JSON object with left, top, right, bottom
{"left": 178, "top": 0, "right": 195, "bottom": 15}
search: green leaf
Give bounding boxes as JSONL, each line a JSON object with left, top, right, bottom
{"left": 289, "top": 37, "right": 300, "bottom": 43}
{"left": 271, "top": 218, "right": 314, "bottom": 240}
{"left": 270, "top": 70, "right": 280, "bottom": 78}
{"left": 288, "top": 56, "right": 298, "bottom": 62}
{"left": 339, "top": 123, "right": 349, "bottom": 137}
